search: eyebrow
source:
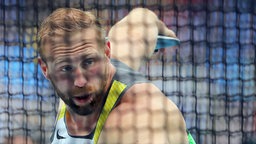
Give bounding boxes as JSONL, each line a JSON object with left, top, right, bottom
{"left": 53, "top": 52, "right": 99, "bottom": 65}
{"left": 54, "top": 57, "right": 72, "bottom": 65}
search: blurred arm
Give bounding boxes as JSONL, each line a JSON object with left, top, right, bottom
{"left": 99, "top": 83, "right": 188, "bottom": 144}
{"left": 108, "top": 8, "right": 176, "bottom": 70}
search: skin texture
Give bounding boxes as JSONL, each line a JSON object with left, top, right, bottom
{"left": 39, "top": 8, "right": 188, "bottom": 144}
{"left": 108, "top": 8, "right": 176, "bottom": 70}
{"left": 98, "top": 83, "right": 187, "bottom": 144}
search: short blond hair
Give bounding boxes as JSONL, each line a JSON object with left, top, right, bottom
{"left": 38, "top": 8, "right": 105, "bottom": 61}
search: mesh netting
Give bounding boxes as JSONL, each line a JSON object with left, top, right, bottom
{"left": 0, "top": 0, "right": 255, "bottom": 143}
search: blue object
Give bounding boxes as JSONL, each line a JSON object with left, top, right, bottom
{"left": 105, "top": 35, "right": 180, "bottom": 51}
{"left": 155, "top": 35, "right": 180, "bottom": 50}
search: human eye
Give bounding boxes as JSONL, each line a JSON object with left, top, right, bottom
{"left": 60, "top": 65, "right": 74, "bottom": 72}
{"left": 82, "top": 58, "right": 95, "bottom": 68}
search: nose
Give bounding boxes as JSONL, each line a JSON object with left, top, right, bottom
{"left": 74, "top": 68, "right": 87, "bottom": 87}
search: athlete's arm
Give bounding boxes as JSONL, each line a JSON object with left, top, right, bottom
{"left": 99, "top": 83, "right": 188, "bottom": 144}
{"left": 108, "top": 7, "right": 176, "bottom": 70}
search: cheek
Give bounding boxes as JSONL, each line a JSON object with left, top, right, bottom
{"left": 88, "top": 61, "right": 106, "bottom": 78}
{"left": 49, "top": 72, "right": 73, "bottom": 92}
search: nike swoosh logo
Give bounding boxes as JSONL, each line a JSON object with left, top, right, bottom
{"left": 57, "top": 130, "right": 66, "bottom": 139}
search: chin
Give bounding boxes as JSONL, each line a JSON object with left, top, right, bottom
{"left": 72, "top": 101, "right": 97, "bottom": 116}
{"left": 76, "top": 108, "right": 94, "bottom": 115}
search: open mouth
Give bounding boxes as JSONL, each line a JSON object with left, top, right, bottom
{"left": 73, "top": 94, "right": 94, "bottom": 106}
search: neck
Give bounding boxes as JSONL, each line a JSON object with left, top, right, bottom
{"left": 65, "top": 106, "right": 100, "bottom": 136}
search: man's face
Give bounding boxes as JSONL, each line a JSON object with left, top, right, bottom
{"left": 40, "top": 28, "right": 109, "bottom": 115}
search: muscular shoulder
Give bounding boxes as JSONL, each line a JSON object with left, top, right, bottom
{"left": 98, "top": 83, "right": 188, "bottom": 144}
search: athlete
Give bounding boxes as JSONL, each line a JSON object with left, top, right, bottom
{"left": 38, "top": 7, "right": 194, "bottom": 144}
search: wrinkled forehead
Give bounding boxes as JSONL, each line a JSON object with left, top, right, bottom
{"left": 40, "top": 28, "right": 100, "bottom": 58}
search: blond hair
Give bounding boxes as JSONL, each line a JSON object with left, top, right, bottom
{"left": 38, "top": 8, "right": 105, "bottom": 61}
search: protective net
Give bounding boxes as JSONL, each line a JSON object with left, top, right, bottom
{"left": 0, "top": 0, "right": 255, "bottom": 143}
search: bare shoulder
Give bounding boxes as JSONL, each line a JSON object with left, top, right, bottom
{"left": 98, "top": 83, "right": 188, "bottom": 144}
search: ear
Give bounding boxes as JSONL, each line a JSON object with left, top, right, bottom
{"left": 38, "top": 57, "right": 49, "bottom": 79}
{"left": 105, "top": 41, "right": 111, "bottom": 58}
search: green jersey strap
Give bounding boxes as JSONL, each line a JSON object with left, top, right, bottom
{"left": 187, "top": 130, "right": 196, "bottom": 144}
{"left": 93, "top": 80, "right": 127, "bottom": 144}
